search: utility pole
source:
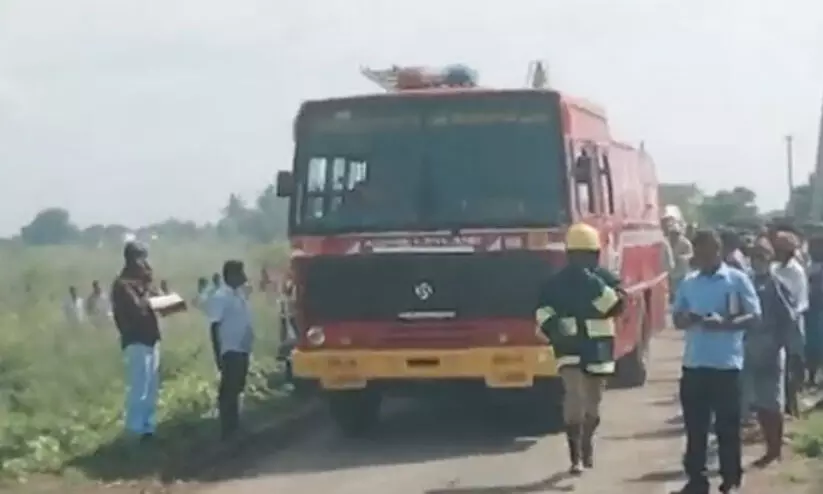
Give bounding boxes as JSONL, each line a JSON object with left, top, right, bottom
{"left": 786, "top": 135, "right": 795, "bottom": 216}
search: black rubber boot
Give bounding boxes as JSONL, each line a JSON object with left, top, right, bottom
{"left": 581, "top": 415, "right": 600, "bottom": 468}
{"left": 565, "top": 424, "right": 583, "bottom": 475}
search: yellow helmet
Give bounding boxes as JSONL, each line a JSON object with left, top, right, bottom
{"left": 565, "top": 223, "right": 602, "bottom": 251}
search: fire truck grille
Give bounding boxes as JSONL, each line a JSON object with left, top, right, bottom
{"left": 296, "top": 252, "right": 555, "bottom": 322}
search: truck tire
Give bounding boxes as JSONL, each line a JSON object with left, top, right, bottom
{"left": 612, "top": 297, "right": 650, "bottom": 389}
{"left": 327, "top": 388, "right": 382, "bottom": 436}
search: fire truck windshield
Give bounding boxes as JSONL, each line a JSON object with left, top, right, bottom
{"left": 292, "top": 92, "right": 567, "bottom": 234}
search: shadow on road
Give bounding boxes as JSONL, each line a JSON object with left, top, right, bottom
{"left": 223, "top": 397, "right": 556, "bottom": 482}
{"left": 650, "top": 396, "right": 679, "bottom": 407}
{"left": 604, "top": 425, "right": 683, "bottom": 441}
{"left": 632, "top": 468, "right": 685, "bottom": 483}
{"left": 424, "top": 470, "right": 575, "bottom": 493}
{"left": 647, "top": 376, "right": 679, "bottom": 385}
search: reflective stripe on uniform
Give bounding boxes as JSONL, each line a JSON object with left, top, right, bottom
{"left": 591, "top": 286, "right": 620, "bottom": 314}
{"left": 586, "top": 361, "right": 616, "bottom": 374}
{"left": 535, "top": 306, "right": 555, "bottom": 325}
{"left": 559, "top": 317, "right": 578, "bottom": 336}
{"left": 557, "top": 355, "right": 581, "bottom": 367}
{"left": 586, "top": 318, "right": 615, "bottom": 337}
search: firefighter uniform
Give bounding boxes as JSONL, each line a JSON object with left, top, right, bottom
{"left": 535, "top": 223, "right": 625, "bottom": 474}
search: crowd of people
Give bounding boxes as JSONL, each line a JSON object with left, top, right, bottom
{"left": 63, "top": 278, "right": 176, "bottom": 329}
{"left": 60, "top": 243, "right": 289, "bottom": 443}
{"left": 659, "top": 211, "right": 823, "bottom": 494}
{"left": 537, "top": 213, "right": 823, "bottom": 494}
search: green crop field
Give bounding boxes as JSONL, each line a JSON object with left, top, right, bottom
{"left": 0, "top": 240, "right": 290, "bottom": 484}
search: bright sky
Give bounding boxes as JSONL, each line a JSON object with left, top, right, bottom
{"left": 1, "top": 0, "right": 822, "bottom": 235}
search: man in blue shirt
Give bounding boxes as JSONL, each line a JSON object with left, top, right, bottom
{"left": 209, "top": 260, "right": 254, "bottom": 440}
{"left": 672, "top": 229, "right": 761, "bottom": 494}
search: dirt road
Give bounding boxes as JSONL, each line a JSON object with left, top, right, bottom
{"left": 197, "top": 331, "right": 807, "bottom": 494}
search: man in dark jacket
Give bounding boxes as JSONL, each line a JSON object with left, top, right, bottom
{"left": 535, "top": 223, "right": 626, "bottom": 475}
{"left": 111, "top": 241, "right": 175, "bottom": 439}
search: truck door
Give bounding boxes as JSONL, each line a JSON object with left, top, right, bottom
{"left": 597, "top": 149, "right": 621, "bottom": 274}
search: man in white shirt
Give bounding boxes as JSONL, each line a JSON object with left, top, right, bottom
{"left": 210, "top": 272, "right": 222, "bottom": 295}
{"left": 63, "top": 285, "right": 85, "bottom": 327}
{"left": 208, "top": 260, "right": 254, "bottom": 439}
{"left": 772, "top": 231, "right": 808, "bottom": 416}
{"left": 193, "top": 277, "right": 210, "bottom": 311}
{"left": 85, "top": 280, "right": 113, "bottom": 329}
{"left": 193, "top": 276, "right": 221, "bottom": 371}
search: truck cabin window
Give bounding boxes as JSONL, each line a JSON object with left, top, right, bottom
{"left": 293, "top": 95, "right": 568, "bottom": 234}
{"left": 574, "top": 149, "right": 596, "bottom": 215}
{"left": 303, "top": 157, "right": 369, "bottom": 220}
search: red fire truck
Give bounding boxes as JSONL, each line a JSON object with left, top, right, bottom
{"left": 276, "top": 63, "right": 669, "bottom": 434}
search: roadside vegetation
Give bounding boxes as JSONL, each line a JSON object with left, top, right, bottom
{"left": 0, "top": 241, "right": 290, "bottom": 485}
{"left": 792, "top": 409, "right": 823, "bottom": 458}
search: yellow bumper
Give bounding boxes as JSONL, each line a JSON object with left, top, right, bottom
{"left": 293, "top": 346, "right": 558, "bottom": 390}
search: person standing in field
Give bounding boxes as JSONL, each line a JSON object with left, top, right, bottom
{"left": 742, "top": 237, "right": 793, "bottom": 468}
{"left": 192, "top": 276, "right": 221, "bottom": 371}
{"left": 208, "top": 260, "right": 254, "bottom": 440}
{"left": 671, "top": 229, "right": 761, "bottom": 494}
{"left": 259, "top": 265, "right": 272, "bottom": 293}
{"left": 85, "top": 280, "right": 112, "bottom": 329}
{"left": 192, "top": 277, "right": 210, "bottom": 310}
{"left": 159, "top": 279, "right": 170, "bottom": 295}
{"left": 535, "top": 223, "right": 626, "bottom": 475}
{"left": 111, "top": 241, "right": 180, "bottom": 440}
{"left": 210, "top": 272, "right": 222, "bottom": 294}
{"left": 805, "top": 235, "right": 823, "bottom": 386}
{"left": 663, "top": 219, "right": 694, "bottom": 301}
{"left": 771, "top": 231, "right": 808, "bottom": 417}
{"left": 721, "top": 230, "right": 750, "bottom": 273}
{"left": 63, "top": 285, "right": 85, "bottom": 327}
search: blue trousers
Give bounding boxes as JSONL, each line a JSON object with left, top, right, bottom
{"left": 124, "top": 343, "right": 159, "bottom": 435}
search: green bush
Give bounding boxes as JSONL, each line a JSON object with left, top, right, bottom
{"left": 0, "top": 241, "right": 288, "bottom": 481}
{"left": 792, "top": 411, "right": 823, "bottom": 458}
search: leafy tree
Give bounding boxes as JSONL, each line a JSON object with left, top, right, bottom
{"left": 788, "top": 174, "right": 818, "bottom": 221}
{"left": 19, "top": 207, "right": 79, "bottom": 245}
{"left": 696, "top": 187, "right": 759, "bottom": 226}
{"left": 80, "top": 223, "right": 130, "bottom": 246}
{"left": 217, "top": 194, "right": 252, "bottom": 239}
{"left": 13, "top": 181, "right": 289, "bottom": 246}
{"left": 658, "top": 183, "right": 703, "bottom": 223}
{"left": 216, "top": 187, "right": 288, "bottom": 242}
{"left": 247, "top": 185, "right": 287, "bottom": 243}
{"left": 222, "top": 193, "right": 248, "bottom": 220}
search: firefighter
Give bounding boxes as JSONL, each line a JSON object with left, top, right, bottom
{"left": 535, "top": 222, "right": 626, "bottom": 475}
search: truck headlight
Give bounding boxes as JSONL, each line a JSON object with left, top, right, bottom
{"left": 306, "top": 326, "right": 325, "bottom": 346}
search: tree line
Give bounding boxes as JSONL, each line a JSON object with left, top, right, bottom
{"left": 10, "top": 175, "right": 819, "bottom": 247}
{"left": 660, "top": 174, "right": 823, "bottom": 228}
{"left": 13, "top": 184, "right": 288, "bottom": 246}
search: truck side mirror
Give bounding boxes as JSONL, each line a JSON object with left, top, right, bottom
{"left": 276, "top": 171, "right": 294, "bottom": 197}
